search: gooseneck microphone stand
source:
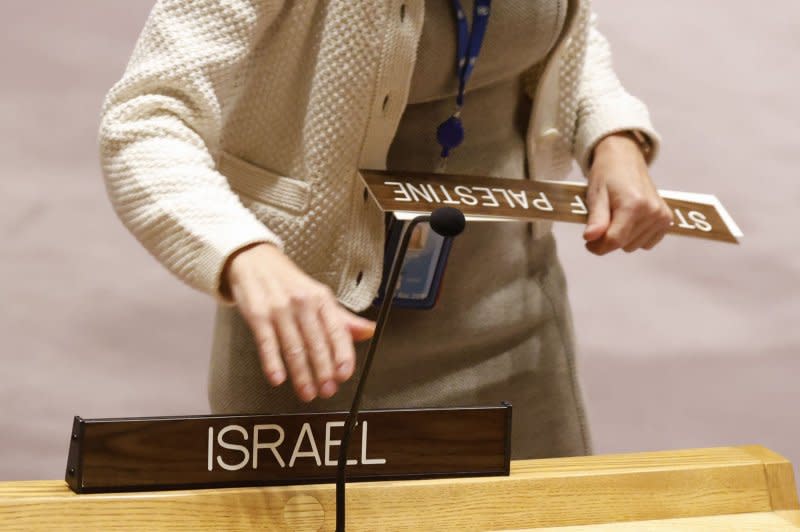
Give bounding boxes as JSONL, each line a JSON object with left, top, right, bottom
{"left": 335, "top": 207, "right": 466, "bottom": 532}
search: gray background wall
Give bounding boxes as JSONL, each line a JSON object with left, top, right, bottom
{"left": 1, "top": 1, "right": 798, "bottom": 481}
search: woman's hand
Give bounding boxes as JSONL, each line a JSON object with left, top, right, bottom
{"left": 583, "top": 132, "right": 673, "bottom": 254}
{"left": 222, "top": 243, "right": 376, "bottom": 402}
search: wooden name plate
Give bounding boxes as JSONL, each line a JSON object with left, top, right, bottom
{"left": 361, "top": 170, "right": 743, "bottom": 244}
{"left": 65, "top": 405, "right": 511, "bottom": 494}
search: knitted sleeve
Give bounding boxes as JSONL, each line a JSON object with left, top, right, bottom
{"left": 572, "top": 11, "right": 662, "bottom": 175}
{"left": 98, "top": 0, "right": 284, "bottom": 304}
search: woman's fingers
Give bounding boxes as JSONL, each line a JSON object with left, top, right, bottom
{"left": 622, "top": 202, "right": 673, "bottom": 252}
{"left": 320, "top": 302, "right": 357, "bottom": 383}
{"left": 344, "top": 311, "right": 377, "bottom": 343}
{"left": 585, "top": 184, "right": 673, "bottom": 255}
{"left": 273, "top": 300, "right": 317, "bottom": 402}
{"left": 622, "top": 220, "right": 658, "bottom": 252}
{"left": 253, "top": 318, "right": 286, "bottom": 386}
{"left": 231, "top": 277, "right": 288, "bottom": 387}
{"left": 583, "top": 174, "right": 610, "bottom": 242}
{"left": 585, "top": 200, "right": 638, "bottom": 255}
{"left": 296, "top": 292, "right": 337, "bottom": 398}
{"left": 643, "top": 231, "right": 667, "bottom": 250}
{"left": 224, "top": 243, "right": 377, "bottom": 402}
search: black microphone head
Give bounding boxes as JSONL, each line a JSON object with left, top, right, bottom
{"left": 430, "top": 207, "right": 466, "bottom": 237}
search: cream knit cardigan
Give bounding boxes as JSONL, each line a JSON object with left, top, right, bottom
{"left": 99, "top": 0, "right": 659, "bottom": 312}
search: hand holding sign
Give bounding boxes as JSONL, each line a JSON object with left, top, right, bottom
{"left": 360, "top": 170, "right": 742, "bottom": 245}
{"left": 584, "top": 132, "right": 675, "bottom": 254}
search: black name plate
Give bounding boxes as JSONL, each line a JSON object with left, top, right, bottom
{"left": 65, "top": 405, "right": 511, "bottom": 493}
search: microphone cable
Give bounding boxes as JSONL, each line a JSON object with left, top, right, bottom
{"left": 335, "top": 207, "right": 466, "bottom": 531}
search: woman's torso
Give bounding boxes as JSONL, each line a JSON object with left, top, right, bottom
{"left": 210, "top": 1, "right": 591, "bottom": 457}
{"left": 378, "top": 0, "right": 568, "bottom": 372}
{"left": 214, "top": 0, "right": 579, "bottom": 311}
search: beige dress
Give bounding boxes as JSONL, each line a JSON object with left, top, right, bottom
{"left": 209, "top": 0, "right": 591, "bottom": 459}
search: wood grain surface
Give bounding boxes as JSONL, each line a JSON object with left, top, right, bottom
{"left": 501, "top": 511, "right": 800, "bottom": 531}
{"left": 1, "top": 445, "right": 797, "bottom": 531}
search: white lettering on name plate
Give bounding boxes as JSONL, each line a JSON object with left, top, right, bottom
{"left": 384, "top": 181, "right": 554, "bottom": 212}
{"left": 673, "top": 209, "right": 712, "bottom": 232}
{"left": 207, "top": 421, "right": 386, "bottom": 472}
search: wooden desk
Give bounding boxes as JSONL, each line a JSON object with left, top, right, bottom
{"left": 1, "top": 445, "right": 797, "bottom": 531}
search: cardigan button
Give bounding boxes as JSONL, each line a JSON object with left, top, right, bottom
{"left": 540, "top": 128, "right": 559, "bottom": 140}
{"left": 400, "top": 4, "right": 406, "bottom": 21}
{"left": 356, "top": 271, "right": 364, "bottom": 286}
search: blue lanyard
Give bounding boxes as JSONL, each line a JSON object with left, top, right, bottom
{"left": 436, "top": 0, "right": 492, "bottom": 166}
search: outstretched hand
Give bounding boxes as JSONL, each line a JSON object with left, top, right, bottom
{"left": 222, "top": 243, "right": 375, "bottom": 402}
{"left": 583, "top": 132, "right": 673, "bottom": 254}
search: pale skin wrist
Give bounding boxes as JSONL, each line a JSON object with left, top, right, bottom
{"left": 220, "top": 242, "right": 275, "bottom": 299}
{"left": 590, "top": 131, "right": 647, "bottom": 170}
